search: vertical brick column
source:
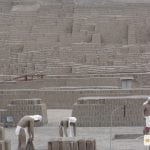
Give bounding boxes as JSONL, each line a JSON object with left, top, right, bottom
{"left": 128, "top": 24, "right": 136, "bottom": 45}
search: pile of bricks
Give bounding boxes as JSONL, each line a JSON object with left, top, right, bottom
{"left": 0, "top": 126, "right": 11, "bottom": 150}
{"left": 72, "top": 96, "right": 147, "bottom": 127}
{"left": 2, "top": 98, "right": 48, "bottom": 127}
{"left": 48, "top": 137, "right": 96, "bottom": 150}
{"left": 0, "top": 88, "right": 150, "bottom": 109}
{"left": 0, "top": 1, "right": 150, "bottom": 76}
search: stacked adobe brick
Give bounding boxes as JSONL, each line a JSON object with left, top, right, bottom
{"left": 0, "top": 127, "right": 11, "bottom": 150}
{"left": 0, "top": 0, "right": 12, "bottom": 13}
{"left": 72, "top": 96, "right": 147, "bottom": 127}
{"left": 1, "top": 98, "right": 48, "bottom": 127}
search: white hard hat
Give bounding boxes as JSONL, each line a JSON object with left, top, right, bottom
{"left": 69, "top": 117, "right": 77, "bottom": 123}
{"left": 30, "top": 115, "right": 42, "bottom": 121}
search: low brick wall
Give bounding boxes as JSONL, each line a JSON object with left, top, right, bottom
{"left": 0, "top": 89, "right": 150, "bottom": 109}
{"left": 0, "top": 98, "right": 48, "bottom": 127}
{"left": 72, "top": 96, "right": 147, "bottom": 127}
{"left": 48, "top": 137, "right": 96, "bottom": 150}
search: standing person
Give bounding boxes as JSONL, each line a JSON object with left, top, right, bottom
{"left": 143, "top": 97, "right": 150, "bottom": 134}
{"left": 15, "top": 115, "right": 42, "bottom": 150}
{"left": 59, "top": 117, "right": 77, "bottom": 137}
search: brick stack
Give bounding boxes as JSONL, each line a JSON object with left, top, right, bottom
{"left": 4, "top": 98, "right": 48, "bottom": 127}
{"left": 0, "top": 0, "right": 12, "bottom": 13}
{"left": 48, "top": 137, "right": 96, "bottom": 150}
{"left": 0, "top": 2, "right": 149, "bottom": 76}
{"left": 0, "top": 109, "right": 7, "bottom": 126}
{"left": 0, "top": 126, "right": 11, "bottom": 150}
{"left": 72, "top": 96, "right": 147, "bottom": 127}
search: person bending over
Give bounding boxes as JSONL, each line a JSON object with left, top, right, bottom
{"left": 143, "top": 97, "right": 150, "bottom": 134}
{"left": 59, "top": 117, "right": 77, "bottom": 137}
{"left": 15, "top": 115, "right": 42, "bottom": 150}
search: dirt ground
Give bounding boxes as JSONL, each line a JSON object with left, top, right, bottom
{"left": 5, "top": 109, "right": 148, "bottom": 150}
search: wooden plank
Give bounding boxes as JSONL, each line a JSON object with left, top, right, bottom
{"left": 0, "top": 140, "right": 5, "bottom": 150}
{"left": 73, "top": 141, "right": 78, "bottom": 150}
{"left": 52, "top": 141, "right": 60, "bottom": 150}
{"left": 86, "top": 139, "right": 96, "bottom": 150}
{"left": 48, "top": 138, "right": 62, "bottom": 150}
{"left": 0, "top": 127, "right": 4, "bottom": 140}
{"left": 62, "top": 141, "right": 71, "bottom": 150}
{"left": 48, "top": 141, "right": 52, "bottom": 150}
{"left": 78, "top": 139, "right": 86, "bottom": 150}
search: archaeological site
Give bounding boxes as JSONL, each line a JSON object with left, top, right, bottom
{"left": 0, "top": 0, "right": 149, "bottom": 149}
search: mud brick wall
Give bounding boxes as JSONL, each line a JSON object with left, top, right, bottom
{"left": 72, "top": 96, "right": 147, "bottom": 127}
{"left": 0, "top": 1, "right": 12, "bottom": 13}
{"left": 0, "top": 2, "right": 150, "bottom": 75}
{"left": 0, "top": 76, "right": 121, "bottom": 89}
{"left": 2, "top": 98, "right": 48, "bottom": 127}
{"left": 1, "top": 72, "right": 150, "bottom": 89}
{"left": 0, "top": 127, "right": 11, "bottom": 150}
{"left": 48, "top": 137, "right": 96, "bottom": 150}
{"left": 0, "top": 89, "right": 150, "bottom": 109}
{"left": 0, "top": 109, "right": 7, "bottom": 126}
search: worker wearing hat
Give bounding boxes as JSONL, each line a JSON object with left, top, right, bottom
{"left": 143, "top": 97, "right": 150, "bottom": 135}
{"left": 59, "top": 117, "right": 77, "bottom": 137}
{"left": 15, "top": 115, "right": 42, "bottom": 150}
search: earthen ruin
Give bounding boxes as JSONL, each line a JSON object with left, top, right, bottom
{"left": 0, "top": 0, "right": 149, "bottom": 139}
